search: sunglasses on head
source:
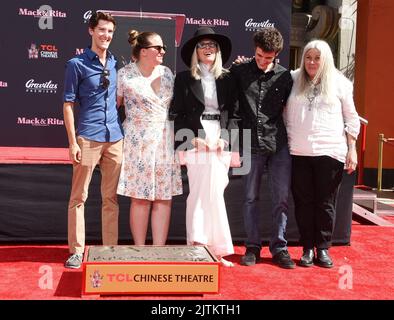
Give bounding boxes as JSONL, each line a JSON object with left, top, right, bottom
{"left": 100, "top": 69, "right": 110, "bottom": 89}
{"left": 196, "top": 41, "right": 218, "bottom": 49}
{"left": 143, "top": 45, "right": 167, "bottom": 52}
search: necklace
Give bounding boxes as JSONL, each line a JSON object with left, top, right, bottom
{"left": 305, "top": 83, "right": 321, "bottom": 111}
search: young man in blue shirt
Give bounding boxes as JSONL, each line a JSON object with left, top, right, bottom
{"left": 63, "top": 12, "right": 124, "bottom": 269}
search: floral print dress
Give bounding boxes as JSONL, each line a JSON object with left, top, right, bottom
{"left": 116, "top": 63, "right": 182, "bottom": 200}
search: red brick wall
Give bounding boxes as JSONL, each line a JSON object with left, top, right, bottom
{"left": 354, "top": 0, "right": 394, "bottom": 169}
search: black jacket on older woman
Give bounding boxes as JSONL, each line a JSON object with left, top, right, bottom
{"left": 169, "top": 70, "right": 241, "bottom": 151}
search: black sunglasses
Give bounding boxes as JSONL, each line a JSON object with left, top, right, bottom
{"left": 143, "top": 45, "right": 167, "bottom": 52}
{"left": 197, "top": 41, "right": 218, "bottom": 49}
{"left": 100, "top": 69, "right": 110, "bottom": 89}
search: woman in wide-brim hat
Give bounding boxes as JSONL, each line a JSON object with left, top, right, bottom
{"left": 180, "top": 26, "right": 232, "bottom": 67}
{"left": 170, "top": 27, "right": 241, "bottom": 267}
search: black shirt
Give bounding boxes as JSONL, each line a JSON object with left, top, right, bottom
{"left": 231, "top": 59, "right": 293, "bottom": 155}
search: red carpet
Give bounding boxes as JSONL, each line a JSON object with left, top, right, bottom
{"left": 1, "top": 223, "right": 393, "bottom": 300}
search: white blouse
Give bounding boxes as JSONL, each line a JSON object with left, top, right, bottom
{"left": 199, "top": 63, "right": 221, "bottom": 148}
{"left": 284, "top": 69, "right": 360, "bottom": 163}
{"left": 199, "top": 63, "right": 220, "bottom": 114}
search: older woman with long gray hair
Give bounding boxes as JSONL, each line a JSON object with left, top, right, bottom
{"left": 284, "top": 39, "right": 360, "bottom": 268}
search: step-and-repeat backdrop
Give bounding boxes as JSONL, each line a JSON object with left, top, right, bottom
{"left": 0, "top": 0, "right": 291, "bottom": 148}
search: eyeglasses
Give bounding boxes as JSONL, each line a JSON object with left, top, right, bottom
{"left": 100, "top": 69, "right": 110, "bottom": 90}
{"left": 196, "top": 41, "right": 218, "bottom": 49}
{"left": 143, "top": 45, "right": 167, "bottom": 53}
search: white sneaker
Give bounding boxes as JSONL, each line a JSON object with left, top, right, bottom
{"left": 64, "top": 253, "right": 83, "bottom": 269}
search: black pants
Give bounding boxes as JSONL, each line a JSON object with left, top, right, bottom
{"left": 291, "top": 155, "right": 344, "bottom": 249}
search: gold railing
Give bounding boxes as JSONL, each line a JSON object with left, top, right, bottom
{"left": 377, "top": 134, "right": 394, "bottom": 191}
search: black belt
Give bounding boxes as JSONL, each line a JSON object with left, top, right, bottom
{"left": 201, "top": 114, "right": 220, "bottom": 120}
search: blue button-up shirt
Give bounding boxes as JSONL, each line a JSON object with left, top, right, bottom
{"left": 63, "top": 47, "right": 123, "bottom": 142}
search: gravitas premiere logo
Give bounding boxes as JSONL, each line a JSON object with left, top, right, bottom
{"left": 28, "top": 43, "right": 58, "bottom": 59}
{"left": 244, "top": 18, "right": 275, "bottom": 31}
{"left": 25, "top": 79, "right": 58, "bottom": 94}
{"left": 83, "top": 10, "right": 93, "bottom": 23}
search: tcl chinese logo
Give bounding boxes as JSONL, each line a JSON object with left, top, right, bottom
{"left": 28, "top": 43, "right": 58, "bottom": 59}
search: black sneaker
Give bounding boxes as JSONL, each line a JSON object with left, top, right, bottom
{"left": 240, "top": 247, "right": 261, "bottom": 266}
{"left": 272, "top": 250, "right": 296, "bottom": 269}
{"left": 64, "top": 253, "right": 83, "bottom": 269}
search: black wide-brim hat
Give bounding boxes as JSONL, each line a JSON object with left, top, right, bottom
{"left": 181, "top": 27, "right": 232, "bottom": 67}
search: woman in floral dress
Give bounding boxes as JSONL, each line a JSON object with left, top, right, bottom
{"left": 117, "top": 30, "right": 182, "bottom": 245}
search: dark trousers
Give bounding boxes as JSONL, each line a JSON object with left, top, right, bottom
{"left": 291, "top": 155, "right": 344, "bottom": 250}
{"left": 243, "top": 146, "right": 292, "bottom": 256}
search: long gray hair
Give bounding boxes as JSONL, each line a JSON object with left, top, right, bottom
{"left": 294, "top": 39, "right": 339, "bottom": 100}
